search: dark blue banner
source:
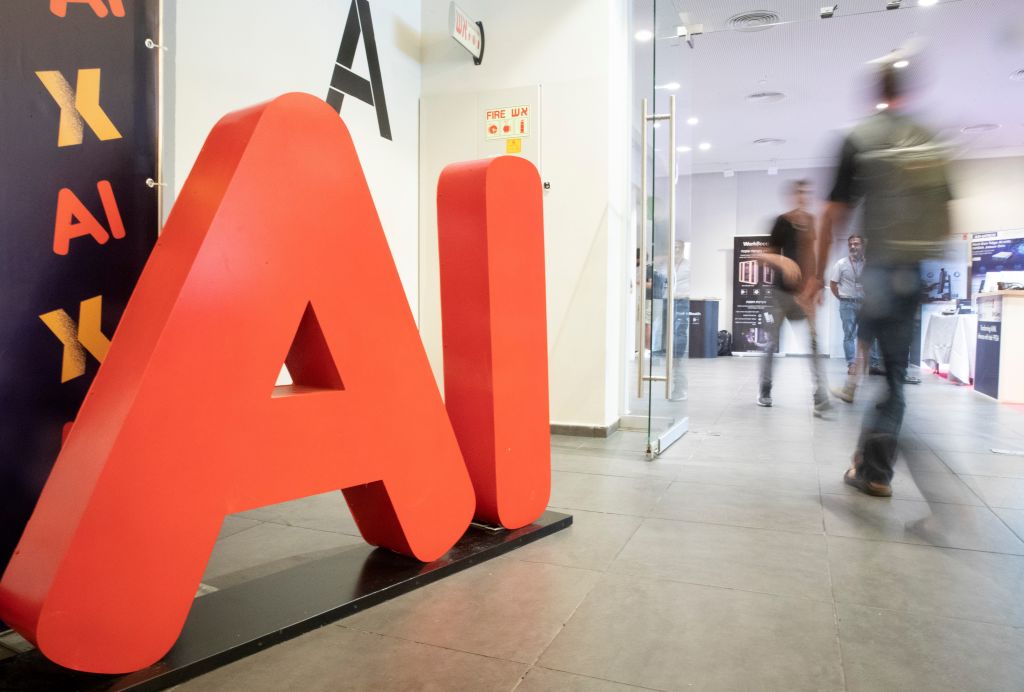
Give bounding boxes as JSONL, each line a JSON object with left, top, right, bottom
{"left": 975, "top": 320, "right": 1001, "bottom": 399}
{"left": 0, "top": 1, "right": 159, "bottom": 578}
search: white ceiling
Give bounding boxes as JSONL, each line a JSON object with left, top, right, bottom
{"left": 634, "top": 0, "right": 1024, "bottom": 173}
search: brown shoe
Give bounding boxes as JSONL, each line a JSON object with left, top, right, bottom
{"left": 843, "top": 468, "right": 892, "bottom": 497}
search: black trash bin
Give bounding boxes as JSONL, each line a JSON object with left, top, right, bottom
{"left": 688, "top": 299, "right": 719, "bottom": 358}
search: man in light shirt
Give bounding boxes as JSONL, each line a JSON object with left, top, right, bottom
{"left": 830, "top": 235, "right": 882, "bottom": 403}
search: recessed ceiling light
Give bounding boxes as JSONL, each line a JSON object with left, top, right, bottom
{"left": 635, "top": 29, "right": 653, "bottom": 42}
{"left": 653, "top": 123, "right": 661, "bottom": 129}
{"left": 686, "top": 116, "right": 699, "bottom": 125}
{"left": 918, "top": 0, "right": 937, "bottom": 6}
{"left": 753, "top": 137, "right": 786, "bottom": 146}
{"left": 961, "top": 123, "right": 1000, "bottom": 134}
{"left": 876, "top": 102, "right": 890, "bottom": 110}
{"left": 659, "top": 82, "right": 681, "bottom": 90}
{"left": 746, "top": 91, "right": 786, "bottom": 103}
{"left": 894, "top": 59, "right": 910, "bottom": 69}
{"left": 677, "top": 146, "right": 692, "bottom": 153}
{"left": 698, "top": 142, "right": 711, "bottom": 151}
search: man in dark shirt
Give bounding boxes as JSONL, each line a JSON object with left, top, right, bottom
{"left": 757, "top": 179, "right": 831, "bottom": 415}
{"left": 810, "top": 60, "right": 952, "bottom": 497}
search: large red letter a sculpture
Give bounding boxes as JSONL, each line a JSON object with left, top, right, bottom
{"left": 0, "top": 93, "right": 551, "bottom": 673}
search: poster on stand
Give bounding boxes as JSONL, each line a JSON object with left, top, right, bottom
{"left": 969, "top": 230, "right": 1024, "bottom": 298}
{"left": 731, "top": 236, "right": 777, "bottom": 354}
{"left": 0, "top": 2, "right": 159, "bottom": 578}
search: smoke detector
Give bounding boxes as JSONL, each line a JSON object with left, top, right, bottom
{"left": 746, "top": 91, "right": 786, "bottom": 103}
{"left": 727, "top": 11, "right": 781, "bottom": 32}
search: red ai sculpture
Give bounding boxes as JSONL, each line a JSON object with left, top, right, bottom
{"left": 0, "top": 93, "right": 549, "bottom": 673}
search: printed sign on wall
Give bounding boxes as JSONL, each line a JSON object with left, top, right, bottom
{"left": 731, "top": 236, "right": 777, "bottom": 354}
{"left": 0, "top": 1, "right": 159, "bottom": 577}
{"left": 485, "top": 105, "right": 530, "bottom": 140}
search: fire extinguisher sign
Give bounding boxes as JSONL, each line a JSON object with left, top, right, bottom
{"left": 485, "top": 105, "right": 530, "bottom": 140}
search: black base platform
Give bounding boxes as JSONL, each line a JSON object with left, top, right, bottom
{"left": 0, "top": 511, "right": 572, "bottom": 691}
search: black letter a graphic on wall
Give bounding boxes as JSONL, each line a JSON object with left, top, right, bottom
{"left": 327, "top": 0, "right": 392, "bottom": 141}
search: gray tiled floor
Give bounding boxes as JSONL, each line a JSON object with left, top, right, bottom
{"left": 177, "top": 357, "right": 1024, "bottom": 691}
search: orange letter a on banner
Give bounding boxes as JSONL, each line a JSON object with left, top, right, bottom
{"left": 0, "top": 94, "right": 475, "bottom": 673}
{"left": 50, "top": 0, "right": 126, "bottom": 18}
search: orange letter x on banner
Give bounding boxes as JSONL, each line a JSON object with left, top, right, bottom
{"left": 0, "top": 94, "right": 482, "bottom": 673}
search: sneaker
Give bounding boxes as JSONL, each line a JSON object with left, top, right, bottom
{"left": 757, "top": 394, "right": 772, "bottom": 407}
{"left": 869, "top": 366, "right": 886, "bottom": 376}
{"left": 813, "top": 397, "right": 833, "bottom": 417}
{"left": 830, "top": 385, "right": 855, "bottom": 404}
{"left": 903, "top": 375, "right": 921, "bottom": 385}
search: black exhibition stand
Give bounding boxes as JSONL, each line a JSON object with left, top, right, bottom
{"left": 0, "top": 511, "right": 572, "bottom": 692}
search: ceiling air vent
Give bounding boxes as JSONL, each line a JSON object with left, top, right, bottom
{"left": 728, "top": 11, "right": 781, "bottom": 32}
{"left": 746, "top": 91, "right": 786, "bottom": 103}
{"left": 1011, "top": 69, "right": 1024, "bottom": 82}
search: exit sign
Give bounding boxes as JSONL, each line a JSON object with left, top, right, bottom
{"left": 449, "top": 2, "right": 484, "bottom": 64}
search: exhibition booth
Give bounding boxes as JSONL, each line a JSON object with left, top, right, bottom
{"left": 920, "top": 229, "right": 1024, "bottom": 401}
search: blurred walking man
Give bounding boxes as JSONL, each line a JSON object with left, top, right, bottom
{"left": 757, "top": 180, "right": 831, "bottom": 416}
{"left": 810, "top": 57, "right": 953, "bottom": 496}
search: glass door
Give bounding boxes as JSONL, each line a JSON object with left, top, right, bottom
{"left": 625, "top": 0, "right": 691, "bottom": 458}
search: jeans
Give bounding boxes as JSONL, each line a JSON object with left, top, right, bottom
{"left": 839, "top": 298, "right": 881, "bottom": 368}
{"left": 855, "top": 262, "right": 922, "bottom": 484}
{"left": 759, "top": 290, "right": 827, "bottom": 404}
{"left": 839, "top": 298, "right": 859, "bottom": 365}
{"left": 670, "top": 299, "right": 688, "bottom": 400}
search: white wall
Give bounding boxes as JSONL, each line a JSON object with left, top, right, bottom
{"left": 169, "top": 0, "right": 423, "bottom": 312}
{"left": 419, "top": 0, "right": 629, "bottom": 429}
{"left": 950, "top": 156, "right": 1024, "bottom": 239}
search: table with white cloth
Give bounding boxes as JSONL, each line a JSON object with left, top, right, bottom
{"left": 921, "top": 313, "right": 978, "bottom": 384}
